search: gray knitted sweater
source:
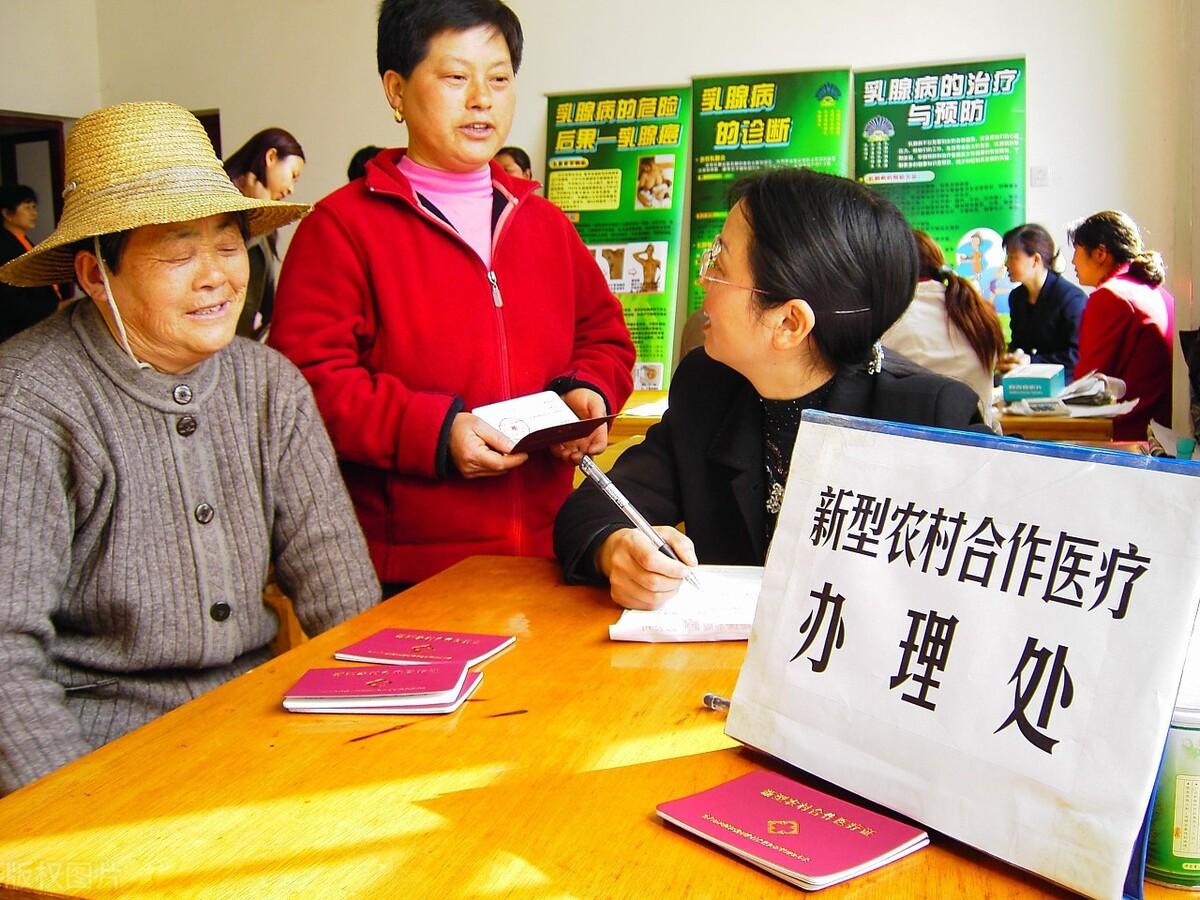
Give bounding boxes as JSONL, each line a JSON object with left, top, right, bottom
{"left": 0, "top": 301, "right": 380, "bottom": 793}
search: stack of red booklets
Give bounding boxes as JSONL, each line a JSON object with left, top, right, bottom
{"left": 656, "top": 770, "right": 928, "bottom": 890}
{"left": 282, "top": 629, "right": 514, "bottom": 715}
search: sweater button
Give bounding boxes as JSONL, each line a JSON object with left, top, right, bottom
{"left": 194, "top": 502, "right": 214, "bottom": 524}
{"left": 173, "top": 384, "right": 193, "bottom": 405}
{"left": 209, "top": 602, "right": 231, "bottom": 622}
{"left": 176, "top": 415, "right": 197, "bottom": 437}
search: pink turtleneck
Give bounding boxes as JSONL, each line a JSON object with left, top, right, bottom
{"left": 399, "top": 155, "right": 494, "bottom": 267}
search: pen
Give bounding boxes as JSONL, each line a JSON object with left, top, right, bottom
{"left": 702, "top": 692, "right": 730, "bottom": 711}
{"left": 578, "top": 455, "right": 702, "bottom": 590}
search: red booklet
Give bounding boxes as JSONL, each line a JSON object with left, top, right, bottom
{"left": 334, "top": 628, "right": 515, "bottom": 668}
{"left": 282, "top": 663, "right": 468, "bottom": 711}
{"left": 286, "top": 670, "right": 483, "bottom": 715}
{"left": 656, "top": 771, "right": 928, "bottom": 890}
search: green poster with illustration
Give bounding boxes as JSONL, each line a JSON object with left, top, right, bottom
{"left": 687, "top": 70, "right": 852, "bottom": 316}
{"left": 544, "top": 86, "right": 691, "bottom": 390}
{"left": 854, "top": 58, "right": 1025, "bottom": 323}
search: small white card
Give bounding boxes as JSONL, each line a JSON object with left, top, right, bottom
{"left": 473, "top": 391, "right": 614, "bottom": 453}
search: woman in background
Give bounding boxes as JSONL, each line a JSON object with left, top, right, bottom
{"left": 223, "top": 128, "right": 306, "bottom": 339}
{"left": 883, "top": 230, "right": 1005, "bottom": 430}
{"left": 494, "top": 146, "right": 532, "bottom": 180}
{"left": 555, "top": 169, "right": 983, "bottom": 609}
{"left": 0, "top": 185, "right": 60, "bottom": 342}
{"left": 1070, "top": 210, "right": 1174, "bottom": 440}
{"left": 997, "top": 223, "right": 1087, "bottom": 379}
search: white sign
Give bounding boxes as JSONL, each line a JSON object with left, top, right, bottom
{"left": 727, "top": 412, "right": 1200, "bottom": 899}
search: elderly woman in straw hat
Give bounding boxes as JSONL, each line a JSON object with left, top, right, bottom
{"left": 0, "top": 101, "right": 380, "bottom": 794}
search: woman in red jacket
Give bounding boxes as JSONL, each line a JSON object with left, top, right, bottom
{"left": 1070, "top": 210, "right": 1174, "bottom": 440}
{"left": 269, "top": 0, "right": 634, "bottom": 592}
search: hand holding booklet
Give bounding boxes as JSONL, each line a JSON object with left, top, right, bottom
{"left": 472, "top": 391, "right": 614, "bottom": 453}
{"left": 656, "top": 770, "right": 928, "bottom": 890}
{"left": 608, "top": 565, "right": 763, "bottom": 642}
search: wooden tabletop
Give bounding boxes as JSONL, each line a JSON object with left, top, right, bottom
{"left": 998, "top": 412, "right": 1114, "bottom": 442}
{"left": 0, "top": 556, "right": 1167, "bottom": 898}
{"left": 615, "top": 392, "right": 1117, "bottom": 445}
{"left": 610, "top": 389, "right": 667, "bottom": 441}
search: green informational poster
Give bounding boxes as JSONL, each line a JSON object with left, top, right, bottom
{"left": 687, "top": 71, "right": 852, "bottom": 315}
{"left": 854, "top": 59, "right": 1026, "bottom": 321}
{"left": 544, "top": 86, "right": 691, "bottom": 390}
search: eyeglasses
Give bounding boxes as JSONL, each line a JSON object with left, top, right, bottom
{"left": 698, "top": 235, "right": 768, "bottom": 295}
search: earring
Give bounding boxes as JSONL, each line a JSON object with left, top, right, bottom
{"left": 867, "top": 341, "right": 884, "bottom": 375}
{"left": 393, "top": 108, "right": 405, "bottom": 124}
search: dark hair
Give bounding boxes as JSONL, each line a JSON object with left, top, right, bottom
{"left": 1068, "top": 210, "right": 1164, "bottom": 287}
{"left": 914, "top": 230, "right": 1005, "bottom": 370}
{"left": 377, "top": 0, "right": 524, "bottom": 77}
{"left": 70, "top": 213, "right": 250, "bottom": 276}
{"left": 1002, "top": 223, "right": 1059, "bottom": 272}
{"left": 223, "top": 127, "right": 305, "bottom": 187}
{"left": 496, "top": 145, "right": 531, "bottom": 174}
{"left": 223, "top": 128, "right": 302, "bottom": 256}
{"left": 0, "top": 183, "right": 37, "bottom": 214}
{"left": 347, "top": 145, "right": 383, "bottom": 181}
{"left": 727, "top": 168, "right": 917, "bottom": 368}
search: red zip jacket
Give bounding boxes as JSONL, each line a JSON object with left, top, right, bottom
{"left": 270, "top": 149, "right": 634, "bottom": 583}
{"left": 1074, "top": 264, "right": 1174, "bottom": 441}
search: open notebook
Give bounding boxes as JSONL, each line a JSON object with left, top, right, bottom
{"left": 609, "top": 565, "right": 763, "bottom": 642}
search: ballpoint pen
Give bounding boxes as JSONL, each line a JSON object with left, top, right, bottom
{"left": 578, "top": 455, "right": 702, "bottom": 590}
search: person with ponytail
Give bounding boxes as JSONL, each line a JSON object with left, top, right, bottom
{"left": 223, "top": 128, "right": 306, "bottom": 340}
{"left": 883, "top": 230, "right": 1005, "bottom": 430}
{"left": 998, "top": 224, "right": 1087, "bottom": 379}
{"left": 1069, "top": 210, "right": 1174, "bottom": 440}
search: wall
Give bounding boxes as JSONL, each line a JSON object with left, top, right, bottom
{"left": 0, "top": 0, "right": 101, "bottom": 117}
{"left": 90, "top": 0, "right": 1190, "bottom": 311}
{"left": 3, "top": 1, "right": 1195, "bottom": 398}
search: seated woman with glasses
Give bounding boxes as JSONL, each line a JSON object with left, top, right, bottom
{"left": 554, "top": 168, "right": 985, "bottom": 609}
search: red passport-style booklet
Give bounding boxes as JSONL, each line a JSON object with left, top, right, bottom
{"left": 656, "top": 770, "right": 928, "bottom": 890}
{"left": 282, "top": 663, "right": 468, "bottom": 712}
{"left": 334, "top": 629, "right": 515, "bottom": 668}
{"left": 285, "top": 671, "right": 483, "bottom": 715}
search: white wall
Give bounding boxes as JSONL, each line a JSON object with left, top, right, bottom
{"left": 0, "top": 0, "right": 101, "bottom": 117}
{"left": 86, "top": 0, "right": 1189, "bottom": 302}
{"left": 3, "top": 0, "right": 1195, "bottom": 403}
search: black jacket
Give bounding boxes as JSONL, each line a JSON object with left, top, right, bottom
{"left": 0, "top": 228, "right": 59, "bottom": 344}
{"left": 554, "top": 349, "right": 984, "bottom": 581}
{"left": 1007, "top": 270, "right": 1088, "bottom": 379}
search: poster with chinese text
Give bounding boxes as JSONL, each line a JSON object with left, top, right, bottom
{"left": 687, "top": 70, "right": 852, "bottom": 316}
{"left": 854, "top": 59, "right": 1025, "bottom": 328}
{"left": 727, "top": 413, "right": 1200, "bottom": 897}
{"left": 545, "top": 87, "right": 691, "bottom": 389}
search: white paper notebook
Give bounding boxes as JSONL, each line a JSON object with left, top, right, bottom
{"left": 608, "top": 565, "right": 763, "bottom": 642}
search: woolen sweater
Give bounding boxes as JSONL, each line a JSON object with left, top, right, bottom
{"left": 0, "top": 300, "right": 380, "bottom": 793}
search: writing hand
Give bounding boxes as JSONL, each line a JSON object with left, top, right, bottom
{"left": 595, "top": 525, "right": 698, "bottom": 609}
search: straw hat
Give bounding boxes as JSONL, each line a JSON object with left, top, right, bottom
{"left": 0, "top": 101, "right": 308, "bottom": 287}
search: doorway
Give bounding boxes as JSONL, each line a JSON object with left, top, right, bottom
{"left": 0, "top": 113, "right": 67, "bottom": 244}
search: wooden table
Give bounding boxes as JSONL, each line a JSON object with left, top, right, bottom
{"left": 618, "top": 393, "right": 1117, "bottom": 446}
{"left": 0, "top": 557, "right": 1167, "bottom": 898}
{"left": 609, "top": 389, "right": 667, "bottom": 441}
{"left": 998, "top": 412, "right": 1114, "bottom": 442}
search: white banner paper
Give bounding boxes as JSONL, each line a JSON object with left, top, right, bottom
{"left": 727, "top": 412, "right": 1200, "bottom": 899}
